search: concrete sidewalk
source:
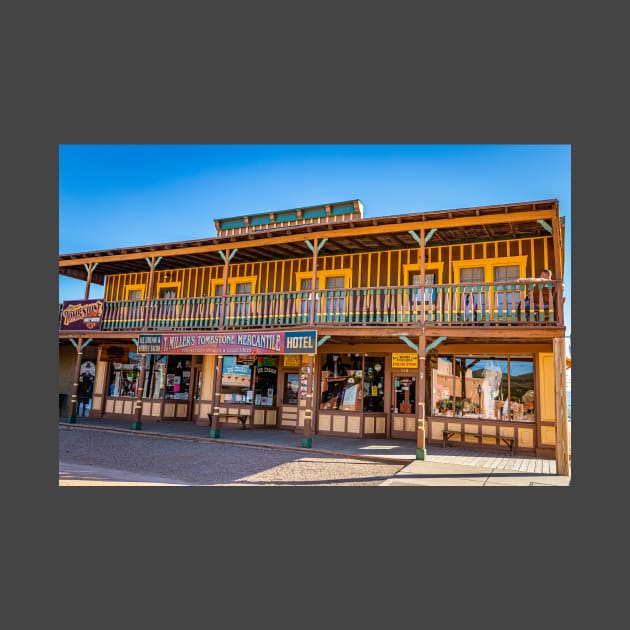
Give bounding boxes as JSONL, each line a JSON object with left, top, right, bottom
{"left": 60, "top": 416, "right": 570, "bottom": 487}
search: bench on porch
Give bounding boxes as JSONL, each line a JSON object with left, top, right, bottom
{"left": 442, "top": 429, "right": 515, "bottom": 455}
{"left": 208, "top": 411, "right": 249, "bottom": 430}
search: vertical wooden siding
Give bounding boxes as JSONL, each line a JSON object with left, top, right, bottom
{"left": 106, "top": 236, "right": 555, "bottom": 299}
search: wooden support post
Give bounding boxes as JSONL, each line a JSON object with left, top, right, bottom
{"left": 551, "top": 215, "right": 564, "bottom": 326}
{"left": 420, "top": 228, "right": 426, "bottom": 322}
{"left": 131, "top": 354, "right": 146, "bottom": 430}
{"left": 83, "top": 263, "right": 98, "bottom": 300}
{"left": 143, "top": 257, "right": 160, "bottom": 329}
{"left": 416, "top": 333, "right": 427, "bottom": 460}
{"left": 554, "top": 337, "right": 570, "bottom": 476}
{"left": 301, "top": 354, "right": 314, "bottom": 448}
{"left": 309, "top": 239, "right": 318, "bottom": 326}
{"left": 209, "top": 356, "right": 224, "bottom": 438}
{"left": 220, "top": 251, "right": 230, "bottom": 329}
{"left": 67, "top": 336, "right": 83, "bottom": 424}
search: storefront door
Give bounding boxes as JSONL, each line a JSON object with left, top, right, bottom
{"left": 391, "top": 372, "right": 417, "bottom": 438}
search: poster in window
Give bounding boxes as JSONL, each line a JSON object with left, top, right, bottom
{"left": 341, "top": 383, "right": 359, "bottom": 411}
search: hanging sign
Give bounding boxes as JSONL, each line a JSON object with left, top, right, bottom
{"left": 392, "top": 352, "right": 418, "bottom": 368}
{"left": 59, "top": 299, "right": 104, "bottom": 331}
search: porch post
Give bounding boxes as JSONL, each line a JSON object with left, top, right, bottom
{"left": 83, "top": 262, "right": 98, "bottom": 300}
{"left": 132, "top": 352, "right": 146, "bottom": 431}
{"left": 301, "top": 354, "right": 314, "bottom": 448}
{"left": 219, "top": 250, "right": 230, "bottom": 329}
{"left": 416, "top": 333, "right": 427, "bottom": 460}
{"left": 309, "top": 239, "right": 318, "bottom": 325}
{"left": 419, "top": 228, "right": 426, "bottom": 322}
{"left": 143, "top": 257, "right": 161, "bottom": 329}
{"left": 67, "top": 336, "right": 83, "bottom": 424}
{"left": 551, "top": 215, "right": 564, "bottom": 326}
{"left": 554, "top": 337, "right": 570, "bottom": 475}
{"left": 209, "top": 355, "right": 224, "bottom": 438}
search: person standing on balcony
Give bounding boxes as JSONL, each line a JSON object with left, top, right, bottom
{"left": 518, "top": 269, "right": 553, "bottom": 321}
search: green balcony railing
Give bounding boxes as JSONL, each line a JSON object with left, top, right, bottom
{"left": 96, "top": 281, "right": 562, "bottom": 332}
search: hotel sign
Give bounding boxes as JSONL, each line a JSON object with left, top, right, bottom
{"left": 137, "top": 330, "right": 317, "bottom": 355}
{"left": 59, "top": 299, "right": 104, "bottom": 331}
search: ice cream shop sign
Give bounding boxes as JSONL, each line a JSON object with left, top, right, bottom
{"left": 137, "top": 330, "right": 317, "bottom": 355}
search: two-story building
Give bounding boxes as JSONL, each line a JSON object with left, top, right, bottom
{"left": 58, "top": 198, "right": 569, "bottom": 469}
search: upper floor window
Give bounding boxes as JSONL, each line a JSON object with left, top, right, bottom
{"left": 125, "top": 284, "right": 146, "bottom": 301}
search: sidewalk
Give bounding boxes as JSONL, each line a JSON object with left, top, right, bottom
{"left": 60, "top": 416, "right": 571, "bottom": 486}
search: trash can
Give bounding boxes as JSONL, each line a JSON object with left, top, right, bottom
{"left": 59, "top": 393, "right": 67, "bottom": 416}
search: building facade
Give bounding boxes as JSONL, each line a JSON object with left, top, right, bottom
{"left": 58, "top": 198, "right": 569, "bottom": 469}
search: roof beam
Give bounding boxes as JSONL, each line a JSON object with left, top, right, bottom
{"left": 399, "top": 335, "right": 419, "bottom": 353}
{"left": 426, "top": 336, "right": 447, "bottom": 353}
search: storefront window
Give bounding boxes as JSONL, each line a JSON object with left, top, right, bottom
{"left": 363, "top": 357, "right": 385, "bottom": 412}
{"left": 431, "top": 355, "right": 534, "bottom": 422}
{"left": 320, "top": 353, "right": 357, "bottom": 411}
{"left": 142, "top": 354, "right": 167, "bottom": 399}
{"left": 507, "top": 358, "right": 535, "bottom": 421}
{"left": 221, "top": 355, "right": 253, "bottom": 404}
{"left": 108, "top": 352, "right": 143, "bottom": 397}
{"left": 319, "top": 354, "right": 384, "bottom": 412}
{"left": 165, "top": 356, "right": 191, "bottom": 400}
{"left": 431, "top": 355, "right": 456, "bottom": 415}
{"left": 254, "top": 356, "right": 278, "bottom": 406}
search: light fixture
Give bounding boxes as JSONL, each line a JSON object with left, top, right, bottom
{"left": 374, "top": 363, "right": 382, "bottom": 373}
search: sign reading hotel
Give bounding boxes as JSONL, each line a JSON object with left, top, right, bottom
{"left": 138, "top": 330, "right": 317, "bottom": 355}
{"left": 392, "top": 352, "right": 418, "bottom": 369}
{"left": 59, "top": 299, "right": 104, "bottom": 331}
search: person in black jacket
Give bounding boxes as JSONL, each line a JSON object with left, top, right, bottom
{"left": 77, "top": 374, "right": 94, "bottom": 416}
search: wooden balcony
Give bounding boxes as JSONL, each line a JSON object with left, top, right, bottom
{"left": 89, "top": 280, "right": 562, "bottom": 333}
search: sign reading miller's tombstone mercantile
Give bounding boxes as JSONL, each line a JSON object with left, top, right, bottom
{"left": 137, "top": 330, "right": 317, "bottom": 355}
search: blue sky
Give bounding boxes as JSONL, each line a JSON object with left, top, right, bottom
{"left": 59, "top": 144, "right": 571, "bottom": 339}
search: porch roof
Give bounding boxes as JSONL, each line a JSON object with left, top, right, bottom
{"left": 59, "top": 198, "right": 560, "bottom": 285}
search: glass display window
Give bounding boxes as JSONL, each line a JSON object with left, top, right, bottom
{"left": 254, "top": 356, "right": 278, "bottom": 406}
{"left": 221, "top": 355, "right": 253, "bottom": 404}
{"left": 319, "top": 354, "right": 384, "bottom": 412}
{"left": 431, "top": 355, "right": 535, "bottom": 422}
{"left": 363, "top": 356, "right": 385, "bottom": 412}
{"left": 108, "top": 353, "right": 143, "bottom": 397}
{"left": 142, "top": 354, "right": 167, "bottom": 399}
{"left": 165, "top": 356, "right": 191, "bottom": 400}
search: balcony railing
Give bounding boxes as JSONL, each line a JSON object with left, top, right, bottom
{"left": 87, "top": 280, "right": 562, "bottom": 332}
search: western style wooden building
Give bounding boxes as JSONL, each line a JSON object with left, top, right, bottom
{"left": 58, "top": 198, "right": 570, "bottom": 473}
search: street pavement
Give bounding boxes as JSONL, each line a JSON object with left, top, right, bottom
{"left": 59, "top": 416, "right": 571, "bottom": 486}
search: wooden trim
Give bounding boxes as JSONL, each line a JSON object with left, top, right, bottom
{"left": 402, "top": 262, "right": 445, "bottom": 284}
{"left": 451, "top": 255, "right": 528, "bottom": 282}
{"left": 156, "top": 281, "right": 181, "bottom": 298}
{"left": 125, "top": 283, "right": 146, "bottom": 299}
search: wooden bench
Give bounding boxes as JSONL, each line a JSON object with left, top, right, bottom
{"left": 442, "top": 429, "right": 515, "bottom": 455}
{"left": 208, "top": 412, "right": 249, "bottom": 430}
